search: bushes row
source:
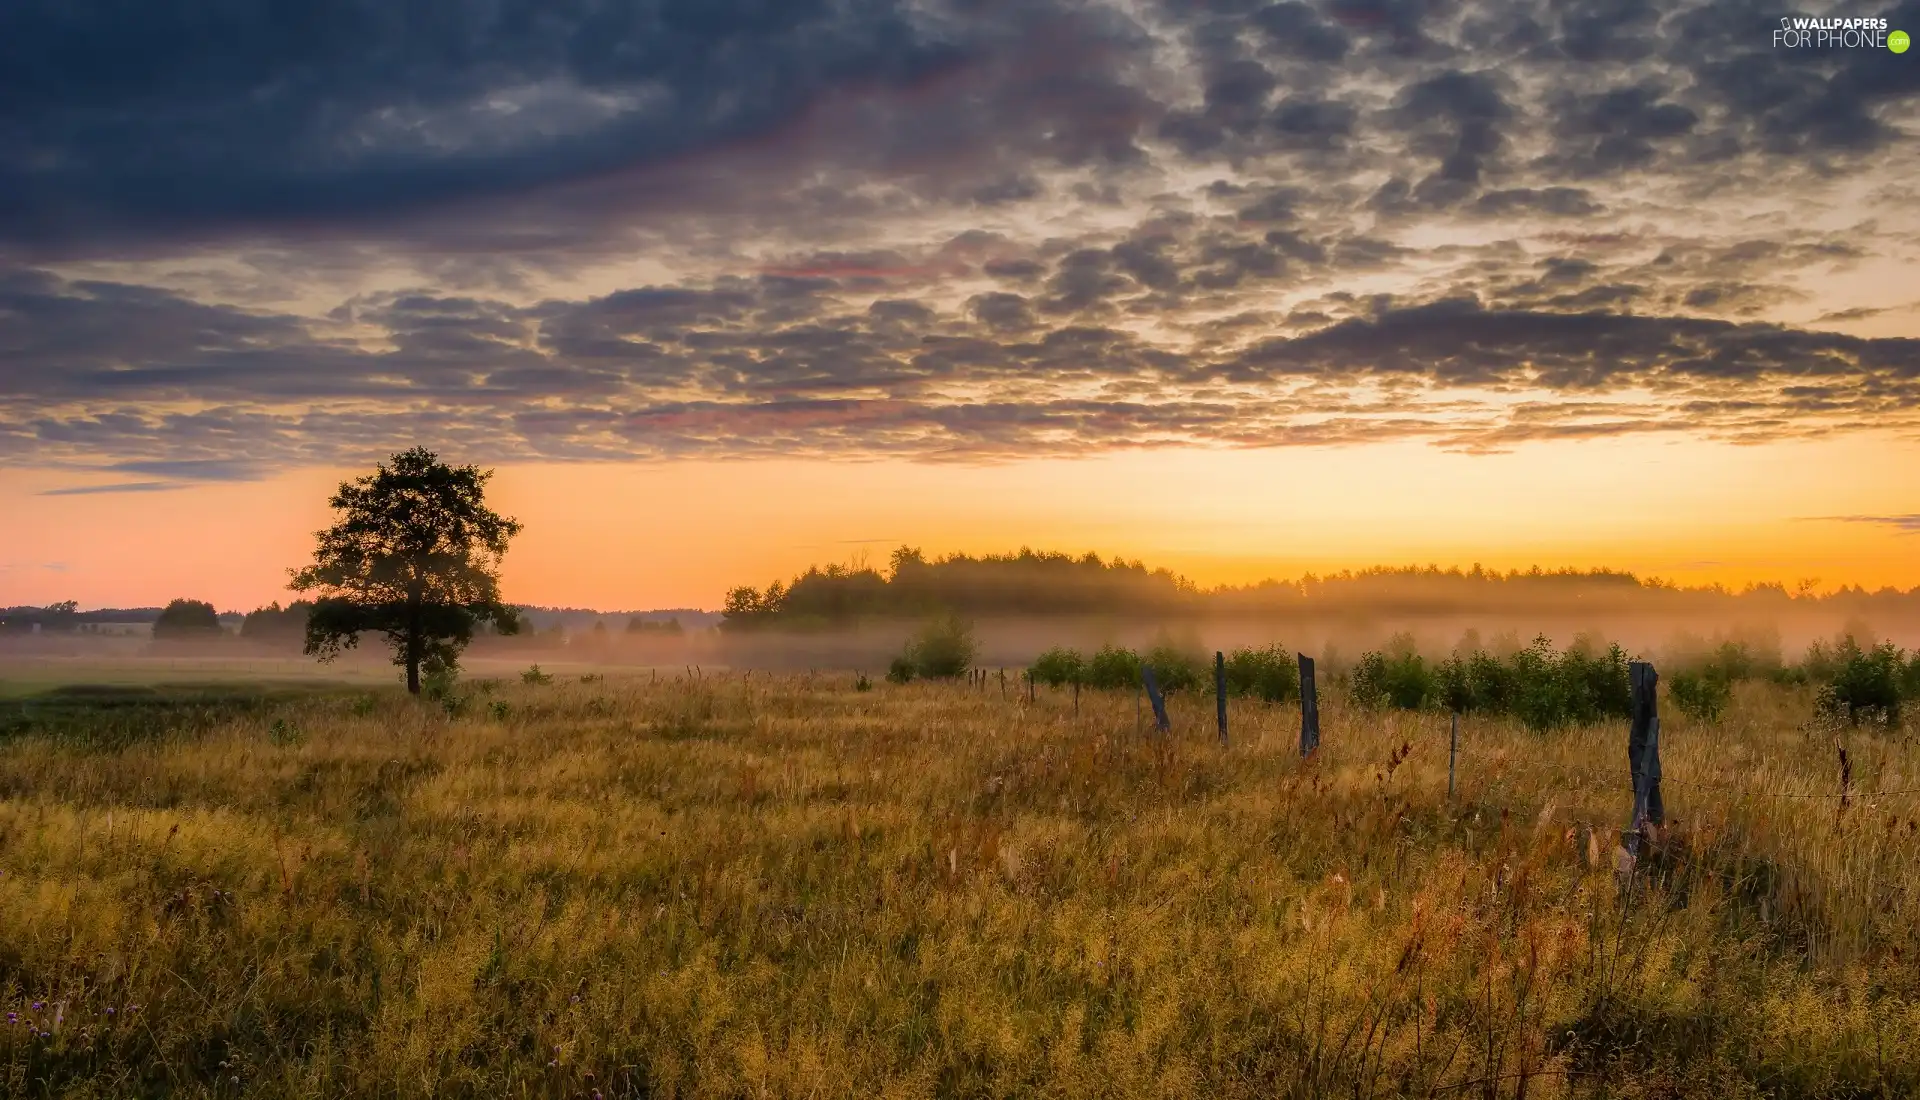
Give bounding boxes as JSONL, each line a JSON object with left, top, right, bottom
{"left": 1664, "top": 635, "right": 1920, "bottom": 727}
{"left": 889, "top": 616, "right": 1920, "bottom": 731}
{"left": 1027, "top": 641, "right": 1300, "bottom": 702}
{"left": 1352, "top": 634, "right": 1633, "bottom": 733}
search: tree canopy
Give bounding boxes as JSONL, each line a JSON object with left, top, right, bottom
{"left": 290, "top": 447, "right": 522, "bottom": 694}
{"left": 152, "top": 598, "right": 222, "bottom": 639}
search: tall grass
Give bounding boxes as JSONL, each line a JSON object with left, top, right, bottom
{"left": 0, "top": 674, "right": 1917, "bottom": 1096}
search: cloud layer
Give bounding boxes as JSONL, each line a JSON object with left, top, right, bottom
{"left": 3, "top": 0, "right": 1917, "bottom": 475}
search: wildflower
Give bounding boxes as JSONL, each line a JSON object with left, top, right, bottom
{"left": 6, "top": 1013, "right": 15, "bottom": 1023}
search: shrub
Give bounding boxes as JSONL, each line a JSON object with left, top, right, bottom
{"left": 1708, "top": 639, "right": 1766, "bottom": 682}
{"left": 886, "top": 655, "right": 916, "bottom": 684}
{"left": 1029, "top": 646, "right": 1086, "bottom": 687}
{"left": 521, "top": 664, "right": 552, "bottom": 685}
{"left": 1351, "top": 649, "right": 1436, "bottom": 711}
{"left": 902, "top": 614, "right": 976, "bottom": 680}
{"left": 1668, "top": 668, "right": 1733, "bottom": 723}
{"left": 853, "top": 672, "right": 873, "bottom": 692}
{"left": 1905, "top": 652, "right": 1920, "bottom": 701}
{"left": 1466, "top": 651, "right": 1516, "bottom": 712}
{"left": 1223, "top": 644, "right": 1298, "bottom": 702}
{"left": 1557, "top": 637, "right": 1633, "bottom": 723}
{"left": 1142, "top": 638, "right": 1205, "bottom": 693}
{"left": 423, "top": 660, "right": 460, "bottom": 700}
{"left": 1084, "top": 644, "right": 1142, "bottom": 690}
{"left": 1816, "top": 638, "right": 1904, "bottom": 726}
{"left": 1802, "top": 638, "right": 1849, "bottom": 684}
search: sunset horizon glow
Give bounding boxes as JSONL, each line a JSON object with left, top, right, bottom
{"left": 3, "top": 0, "right": 1916, "bottom": 614}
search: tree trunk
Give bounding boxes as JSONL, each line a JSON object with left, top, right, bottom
{"left": 406, "top": 581, "right": 422, "bottom": 695}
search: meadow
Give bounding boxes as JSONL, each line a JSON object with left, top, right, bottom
{"left": 0, "top": 669, "right": 1916, "bottom": 1098}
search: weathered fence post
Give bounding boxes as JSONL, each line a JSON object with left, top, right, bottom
{"left": 1627, "top": 661, "right": 1665, "bottom": 858}
{"left": 1142, "top": 666, "right": 1170, "bottom": 735}
{"left": 1073, "top": 680, "right": 1080, "bottom": 717}
{"left": 1215, "top": 651, "right": 1228, "bottom": 748}
{"left": 1839, "top": 746, "right": 1852, "bottom": 815}
{"left": 1448, "top": 711, "right": 1458, "bottom": 800}
{"left": 1027, "top": 670, "right": 1035, "bottom": 704}
{"left": 999, "top": 668, "right": 1006, "bottom": 699}
{"left": 1298, "top": 654, "right": 1320, "bottom": 758}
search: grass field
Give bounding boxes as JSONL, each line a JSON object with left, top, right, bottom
{"left": 0, "top": 670, "right": 1916, "bottom": 1098}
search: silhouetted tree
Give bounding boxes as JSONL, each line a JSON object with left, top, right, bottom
{"left": 290, "top": 447, "right": 522, "bottom": 694}
{"left": 153, "top": 599, "right": 222, "bottom": 639}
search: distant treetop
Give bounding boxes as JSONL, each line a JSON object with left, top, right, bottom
{"left": 152, "top": 598, "right": 223, "bottom": 639}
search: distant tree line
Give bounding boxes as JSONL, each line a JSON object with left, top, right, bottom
{"left": 720, "top": 546, "right": 1920, "bottom": 630}
{"left": 0, "top": 601, "right": 81, "bottom": 633}
{"left": 726, "top": 547, "right": 1197, "bottom": 629}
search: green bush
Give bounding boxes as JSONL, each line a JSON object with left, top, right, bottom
{"left": 521, "top": 664, "right": 552, "bottom": 685}
{"left": 1668, "top": 668, "right": 1733, "bottom": 723}
{"left": 1142, "top": 638, "right": 1205, "bottom": 693}
{"left": 1816, "top": 638, "right": 1904, "bottom": 726}
{"left": 1084, "top": 644, "right": 1142, "bottom": 690}
{"left": 1557, "top": 637, "right": 1633, "bottom": 723}
{"left": 1029, "top": 646, "right": 1086, "bottom": 687}
{"left": 1223, "top": 644, "right": 1298, "bottom": 702}
{"left": 853, "top": 672, "right": 873, "bottom": 692}
{"left": 423, "top": 660, "right": 461, "bottom": 703}
{"left": 1351, "top": 648, "right": 1436, "bottom": 711}
{"left": 901, "top": 614, "right": 976, "bottom": 680}
{"left": 886, "top": 655, "right": 916, "bottom": 684}
{"left": 1443, "top": 651, "right": 1516, "bottom": 714}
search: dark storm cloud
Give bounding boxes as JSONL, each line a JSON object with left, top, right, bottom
{"left": 4, "top": 0, "right": 1918, "bottom": 474}
{"left": 0, "top": 0, "right": 1164, "bottom": 257}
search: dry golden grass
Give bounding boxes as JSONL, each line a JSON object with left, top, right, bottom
{"left": 0, "top": 673, "right": 1917, "bottom": 1098}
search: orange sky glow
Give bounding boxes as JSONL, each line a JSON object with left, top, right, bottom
{"left": 6, "top": 431, "right": 1915, "bottom": 611}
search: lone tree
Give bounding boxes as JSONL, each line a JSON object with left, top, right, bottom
{"left": 291, "top": 447, "right": 523, "bottom": 694}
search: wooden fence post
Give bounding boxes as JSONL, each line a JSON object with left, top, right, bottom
{"left": 1839, "top": 746, "right": 1852, "bottom": 814}
{"left": 1215, "top": 651, "right": 1228, "bottom": 748}
{"left": 999, "top": 668, "right": 1006, "bottom": 699}
{"left": 1141, "top": 666, "right": 1170, "bottom": 734}
{"left": 1073, "top": 680, "right": 1080, "bottom": 717}
{"left": 1298, "top": 654, "right": 1319, "bottom": 758}
{"left": 1627, "top": 661, "right": 1665, "bottom": 856}
{"left": 1448, "top": 711, "right": 1458, "bottom": 800}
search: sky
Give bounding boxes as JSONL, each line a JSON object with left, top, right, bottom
{"left": 2, "top": 0, "right": 1918, "bottom": 611}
